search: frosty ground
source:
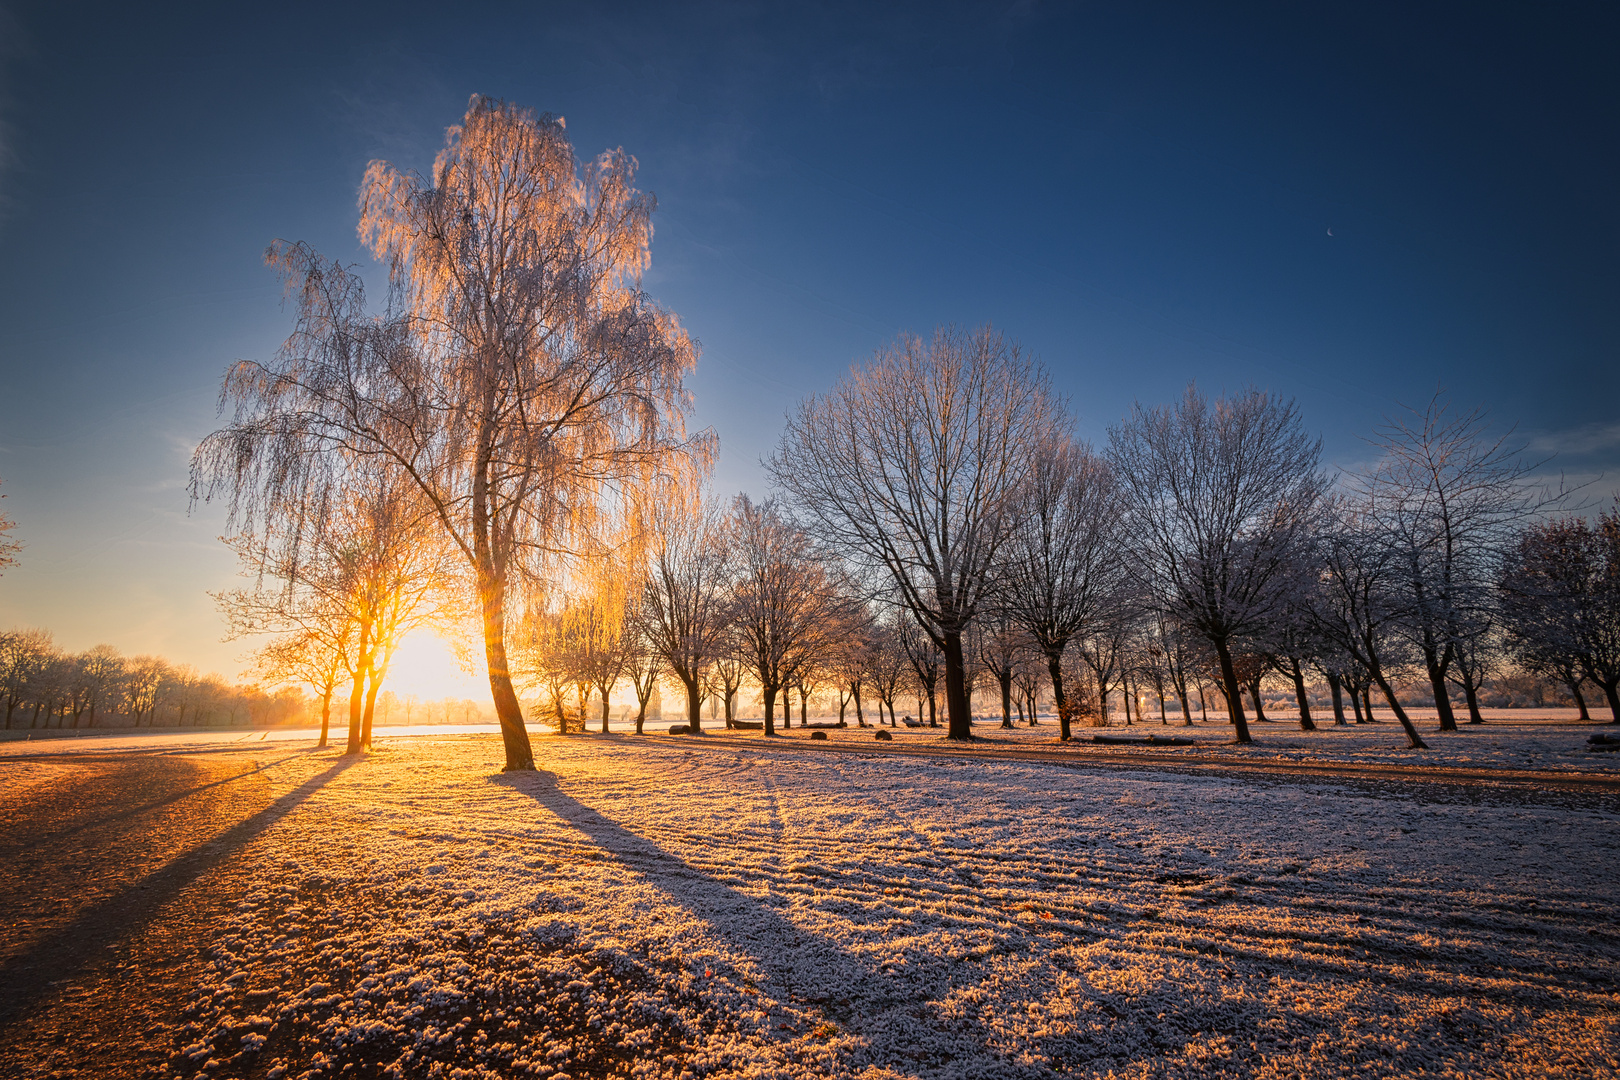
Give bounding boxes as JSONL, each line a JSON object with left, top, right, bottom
{"left": 0, "top": 727, "right": 1616, "bottom": 1079}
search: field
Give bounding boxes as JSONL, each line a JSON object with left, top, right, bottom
{"left": 0, "top": 720, "right": 1616, "bottom": 1078}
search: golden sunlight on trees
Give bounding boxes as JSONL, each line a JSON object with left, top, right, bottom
{"left": 193, "top": 96, "right": 708, "bottom": 769}
{"left": 214, "top": 471, "right": 458, "bottom": 755}
{"left": 726, "top": 494, "right": 849, "bottom": 737}
{"left": 639, "top": 486, "right": 732, "bottom": 732}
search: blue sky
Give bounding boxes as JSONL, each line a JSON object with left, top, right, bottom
{"left": 0, "top": 1, "right": 1615, "bottom": 681}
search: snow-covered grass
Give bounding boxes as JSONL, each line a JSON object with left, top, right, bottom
{"left": 743, "top": 715, "right": 1620, "bottom": 774}
{"left": 165, "top": 734, "right": 1617, "bottom": 1079}
{"left": 9, "top": 712, "right": 1615, "bottom": 777}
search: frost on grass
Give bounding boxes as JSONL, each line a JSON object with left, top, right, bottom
{"left": 168, "top": 737, "right": 1619, "bottom": 1078}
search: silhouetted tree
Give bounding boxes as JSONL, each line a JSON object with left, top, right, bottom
{"left": 771, "top": 327, "right": 1060, "bottom": 740}
{"left": 1108, "top": 386, "right": 1327, "bottom": 744}
{"left": 1357, "top": 394, "right": 1557, "bottom": 730}
{"left": 1499, "top": 506, "right": 1620, "bottom": 721}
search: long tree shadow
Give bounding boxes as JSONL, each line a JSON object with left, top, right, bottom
{"left": 494, "top": 770, "right": 907, "bottom": 1016}
{"left": 0, "top": 751, "right": 318, "bottom": 858}
{"left": 0, "top": 757, "right": 354, "bottom": 1030}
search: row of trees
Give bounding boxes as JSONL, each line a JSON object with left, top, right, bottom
{"left": 191, "top": 95, "right": 1613, "bottom": 765}
{"left": 0, "top": 629, "right": 302, "bottom": 729}
{"left": 512, "top": 367, "right": 1615, "bottom": 750}
{"left": 769, "top": 332, "right": 1610, "bottom": 749}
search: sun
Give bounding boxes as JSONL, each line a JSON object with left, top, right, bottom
{"left": 378, "top": 630, "right": 488, "bottom": 704}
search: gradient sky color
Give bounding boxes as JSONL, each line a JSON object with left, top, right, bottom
{"left": 0, "top": 1, "right": 1615, "bottom": 688}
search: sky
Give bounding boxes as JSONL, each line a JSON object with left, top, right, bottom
{"left": 0, "top": 1, "right": 1616, "bottom": 694}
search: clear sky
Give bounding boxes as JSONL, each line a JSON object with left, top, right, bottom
{"left": 0, "top": 1, "right": 1615, "bottom": 691}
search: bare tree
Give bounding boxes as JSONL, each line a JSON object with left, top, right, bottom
{"left": 1077, "top": 618, "right": 1132, "bottom": 728}
{"left": 76, "top": 645, "right": 124, "bottom": 728}
{"left": 1306, "top": 507, "right": 1430, "bottom": 748}
{"left": 0, "top": 629, "right": 53, "bottom": 729}
{"left": 897, "top": 611, "right": 942, "bottom": 726}
{"left": 252, "top": 629, "right": 350, "bottom": 748}
{"left": 123, "top": 656, "right": 169, "bottom": 726}
{"left": 829, "top": 609, "right": 876, "bottom": 727}
{"left": 1147, "top": 613, "right": 1199, "bottom": 725}
{"left": 1108, "top": 386, "right": 1327, "bottom": 745}
{"left": 977, "top": 614, "right": 1024, "bottom": 729}
{"left": 997, "top": 437, "right": 1129, "bottom": 740}
{"left": 726, "top": 494, "right": 844, "bottom": 736}
{"left": 1012, "top": 652, "right": 1044, "bottom": 725}
{"left": 865, "top": 617, "right": 909, "bottom": 727}
{"left": 640, "top": 488, "right": 732, "bottom": 732}
{"left": 623, "top": 606, "right": 663, "bottom": 735}
{"left": 0, "top": 476, "right": 19, "bottom": 574}
{"left": 770, "top": 326, "right": 1060, "bottom": 740}
{"left": 567, "top": 565, "right": 636, "bottom": 733}
{"left": 1357, "top": 394, "right": 1558, "bottom": 731}
{"left": 215, "top": 472, "right": 454, "bottom": 754}
{"left": 515, "top": 605, "right": 578, "bottom": 733}
{"left": 1499, "top": 506, "right": 1620, "bottom": 721}
{"left": 193, "top": 97, "right": 707, "bottom": 772}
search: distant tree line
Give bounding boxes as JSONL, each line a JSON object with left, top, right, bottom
{"left": 0, "top": 630, "right": 303, "bottom": 730}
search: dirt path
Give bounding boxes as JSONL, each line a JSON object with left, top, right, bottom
{"left": 639, "top": 732, "right": 1620, "bottom": 795}
{"left": 0, "top": 751, "right": 337, "bottom": 1078}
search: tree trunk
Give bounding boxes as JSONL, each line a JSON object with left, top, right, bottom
{"left": 1462, "top": 680, "right": 1485, "bottom": 724}
{"left": 1566, "top": 679, "right": 1590, "bottom": 722}
{"left": 1289, "top": 657, "right": 1316, "bottom": 731}
{"left": 763, "top": 680, "right": 778, "bottom": 736}
{"left": 781, "top": 687, "right": 792, "bottom": 729}
{"left": 853, "top": 685, "right": 865, "bottom": 727}
{"left": 1361, "top": 683, "right": 1374, "bottom": 722}
{"left": 940, "top": 630, "right": 973, "bottom": 740}
{"left": 345, "top": 617, "right": 369, "bottom": 755}
{"left": 799, "top": 687, "right": 808, "bottom": 724}
{"left": 478, "top": 579, "right": 534, "bottom": 769}
{"left": 999, "top": 671, "right": 1013, "bottom": 728}
{"left": 318, "top": 687, "right": 332, "bottom": 749}
{"left": 1369, "top": 666, "right": 1427, "bottom": 748}
{"left": 1599, "top": 678, "right": 1620, "bottom": 724}
{"left": 1175, "top": 685, "right": 1192, "bottom": 726}
{"left": 1213, "top": 638, "right": 1253, "bottom": 744}
{"left": 1425, "top": 648, "right": 1459, "bottom": 731}
{"left": 1047, "top": 650, "right": 1072, "bottom": 741}
{"left": 1326, "top": 671, "right": 1347, "bottom": 725}
{"left": 1246, "top": 675, "right": 1268, "bottom": 722}
{"left": 361, "top": 663, "right": 385, "bottom": 749}
{"left": 1122, "top": 680, "right": 1133, "bottom": 725}
{"left": 683, "top": 673, "right": 702, "bottom": 733}
{"left": 601, "top": 690, "right": 612, "bottom": 733}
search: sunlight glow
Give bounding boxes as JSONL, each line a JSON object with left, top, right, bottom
{"left": 379, "top": 630, "right": 487, "bottom": 703}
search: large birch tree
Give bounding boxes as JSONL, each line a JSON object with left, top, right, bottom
{"left": 193, "top": 97, "right": 705, "bottom": 770}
